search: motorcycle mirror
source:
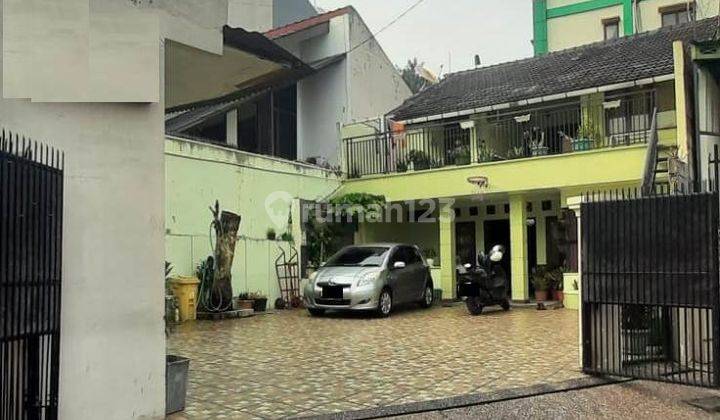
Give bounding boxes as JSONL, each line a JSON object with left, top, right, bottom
{"left": 393, "top": 261, "right": 406, "bottom": 269}
{"left": 463, "top": 263, "right": 472, "bottom": 268}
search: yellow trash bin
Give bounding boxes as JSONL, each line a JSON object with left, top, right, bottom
{"left": 170, "top": 276, "right": 200, "bottom": 322}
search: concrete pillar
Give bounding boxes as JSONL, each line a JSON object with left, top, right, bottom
{"left": 509, "top": 195, "right": 529, "bottom": 301}
{"left": 567, "top": 195, "right": 583, "bottom": 368}
{"left": 439, "top": 201, "right": 456, "bottom": 299}
{"left": 226, "top": 109, "right": 238, "bottom": 147}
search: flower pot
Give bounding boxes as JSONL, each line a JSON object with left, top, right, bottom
{"left": 534, "top": 290, "right": 548, "bottom": 302}
{"left": 531, "top": 146, "right": 548, "bottom": 156}
{"left": 166, "top": 355, "right": 190, "bottom": 415}
{"left": 571, "top": 138, "right": 593, "bottom": 151}
{"left": 234, "top": 298, "right": 254, "bottom": 310}
{"left": 252, "top": 297, "right": 267, "bottom": 312}
{"left": 454, "top": 156, "right": 471, "bottom": 166}
{"left": 553, "top": 290, "right": 564, "bottom": 302}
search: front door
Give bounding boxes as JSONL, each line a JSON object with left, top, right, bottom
{"left": 484, "top": 219, "right": 511, "bottom": 293}
{"left": 455, "top": 221, "right": 476, "bottom": 267}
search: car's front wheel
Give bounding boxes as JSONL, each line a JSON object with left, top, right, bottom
{"left": 420, "top": 283, "right": 433, "bottom": 308}
{"left": 307, "top": 308, "right": 325, "bottom": 316}
{"left": 377, "top": 288, "right": 393, "bottom": 317}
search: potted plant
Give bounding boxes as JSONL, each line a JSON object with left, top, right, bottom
{"left": 235, "top": 292, "right": 255, "bottom": 310}
{"left": 477, "top": 143, "right": 496, "bottom": 163}
{"left": 507, "top": 146, "right": 525, "bottom": 159}
{"left": 451, "top": 144, "right": 471, "bottom": 165}
{"left": 249, "top": 291, "right": 268, "bottom": 312}
{"left": 396, "top": 159, "right": 408, "bottom": 173}
{"left": 408, "top": 149, "right": 431, "bottom": 170}
{"left": 529, "top": 135, "right": 548, "bottom": 156}
{"left": 164, "top": 264, "right": 190, "bottom": 415}
{"left": 266, "top": 228, "right": 277, "bottom": 240}
{"left": 423, "top": 248, "right": 437, "bottom": 266}
{"left": 531, "top": 265, "right": 550, "bottom": 302}
{"left": 622, "top": 305, "right": 652, "bottom": 357}
{"left": 547, "top": 266, "right": 564, "bottom": 301}
{"left": 164, "top": 261, "right": 179, "bottom": 325}
{"left": 279, "top": 231, "right": 293, "bottom": 242}
{"left": 573, "top": 122, "right": 598, "bottom": 151}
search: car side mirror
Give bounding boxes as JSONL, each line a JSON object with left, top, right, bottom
{"left": 393, "top": 261, "right": 406, "bottom": 269}
{"left": 463, "top": 263, "right": 472, "bottom": 269}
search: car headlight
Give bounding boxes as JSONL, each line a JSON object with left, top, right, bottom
{"left": 357, "top": 271, "right": 379, "bottom": 287}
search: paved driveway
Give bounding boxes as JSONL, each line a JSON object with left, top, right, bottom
{"left": 167, "top": 305, "right": 584, "bottom": 419}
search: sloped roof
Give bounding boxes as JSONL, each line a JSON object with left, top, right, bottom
{"left": 264, "top": 6, "right": 352, "bottom": 40}
{"left": 391, "top": 18, "right": 717, "bottom": 121}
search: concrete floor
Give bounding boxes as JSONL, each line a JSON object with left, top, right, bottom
{"left": 167, "top": 304, "right": 583, "bottom": 419}
{"left": 395, "top": 380, "right": 720, "bottom": 419}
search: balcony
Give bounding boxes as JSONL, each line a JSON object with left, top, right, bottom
{"left": 342, "top": 91, "right": 656, "bottom": 179}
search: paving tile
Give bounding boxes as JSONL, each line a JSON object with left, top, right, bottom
{"left": 167, "top": 306, "right": 585, "bottom": 418}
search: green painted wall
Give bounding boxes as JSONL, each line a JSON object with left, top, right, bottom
{"left": 165, "top": 136, "right": 341, "bottom": 303}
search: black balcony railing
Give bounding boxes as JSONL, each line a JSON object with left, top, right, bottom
{"left": 343, "top": 91, "right": 656, "bottom": 178}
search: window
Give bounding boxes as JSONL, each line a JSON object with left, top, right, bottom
{"left": 660, "top": 3, "right": 695, "bottom": 27}
{"left": 542, "top": 200, "right": 552, "bottom": 211}
{"left": 469, "top": 206, "right": 479, "bottom": 216}
{"left": 602, "top": 17, "right": 620, "bottom": 40}
{"left": 325, "top": 246, "right": 390, "bottom": 267}
{"left": 486, "top": 205, "right": 496, "bottom": 215}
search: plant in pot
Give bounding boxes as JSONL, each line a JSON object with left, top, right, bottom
{"left": 396, "top": 158, "right": 408, "bottom": 173}
{"left": 279, "top": 231, "right": 293, "bottom": 242}
{"left": 547, "top": 266, "right": 564, "bottom": 301}
{"left": 164, "top": 262, "right": 190, "bottom": 415}
{"left": 423, "top": 248, "right": 438, "bottom": 266}
{"left": 477, "top": 143, "right": 496, "bottom": 163}
{"left": 529, "top": 132, "right": 549, "bottom": 156}
{"left": 531, "top": 265, "right": 550, "bottom": 302}
{"left": 451, "top": 144, "right": 471, "bottom": 165}
{"left": 248, "top": 291, "right": 268, "bottom": 312}
{"left": 266, "top": 227, "right": 277, "bottom": 240}
{"left": 408, "top": 149, "right": 431, "bottom": 170}
{"left": 573, "top": 122, "right": 598, "bottom": 151}
{"left": 164, "top": 261, "right": 178, "bottom": 326}
{"left": 236, "top": 292, "right": 255, "bottom": 310}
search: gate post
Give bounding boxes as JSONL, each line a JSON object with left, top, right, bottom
{"left": 567, "top": 196, "right": 583, "bottom": 369}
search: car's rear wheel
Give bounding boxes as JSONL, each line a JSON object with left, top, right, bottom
{"left": 377, "top": 288, "right": 393, "bottom": 317}
{"left": 307, "top": 308, "right": 325, "bottom": 316}
{"left": 465, "top": 296, "right": 484, "bottom": 315}
{"left": 420, "top": 283, "right": 433, "bottom": 308}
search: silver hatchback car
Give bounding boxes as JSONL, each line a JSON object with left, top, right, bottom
{"left": 303, "top": 243, "right": 434, "bottom": 317}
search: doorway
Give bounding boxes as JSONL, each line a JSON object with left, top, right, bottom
{"left": 527, "top": 218, "right": 537, "bottom": 296}
{"left": 455, "top": 221, "right": 476, "bottom": 267}
{"left": 483, "top": 219, "right": 511, "bottom": 294}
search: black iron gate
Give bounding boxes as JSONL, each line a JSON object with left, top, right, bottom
{"left": 0, "top": 132, "right": 64, "bottom": 419}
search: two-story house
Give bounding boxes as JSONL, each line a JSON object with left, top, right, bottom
{"left": 163, "top": 6, "right": 410, "bottom": 306}
{"left": 338, "top": 18, "right": 720, "bottom": 308}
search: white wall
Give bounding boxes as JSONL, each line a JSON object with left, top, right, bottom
{"left": 0, "top": 1, "right": 228, "bottom": 418}
{"left": 697, "top": 66, "right": 720, "bottom": 184}
{"left": 227, "top": 0, "right": 273, "bottom": 31}
{"left": 278, "top": 10, "right": 410, "bottom": 165}
{"left": 346, "top": 11, "right": 412, "bottom": 122}
{"left": 297, "top": 61, "right": 348, "bottom": 164}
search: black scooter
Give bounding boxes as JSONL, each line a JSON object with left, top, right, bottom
{"left": 456, "top": 245, "right": 510, "bottom": 315}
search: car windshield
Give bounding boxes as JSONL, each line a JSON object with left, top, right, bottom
{"left": 325, "top": 246, "right": 390, "bottom": 267}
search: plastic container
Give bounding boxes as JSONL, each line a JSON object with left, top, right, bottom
{"left": 166, "top": 355, "right": 190, "bottom": 415}
{"left": 170, "top": 276, "right": 200, "bottom": 322}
